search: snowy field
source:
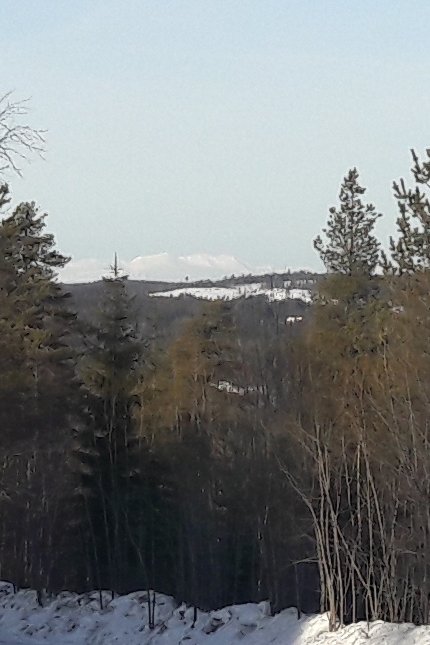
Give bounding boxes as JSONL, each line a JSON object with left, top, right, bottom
{"left": 0, "top": 583, "right": 429, "bottom": 644}
{"left": 150, "top": 283, "right": 312, "bottom": 303}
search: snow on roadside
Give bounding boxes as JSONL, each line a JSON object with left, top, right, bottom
{"left": 0, "top": 583, "right": 429, "bottom": 644}
{"left": 149, "top": 283, "right": 312, "bottom": 303}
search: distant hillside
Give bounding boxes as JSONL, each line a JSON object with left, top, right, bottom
{"left": 65, "top": 271, "right": 322, "bottom": 345}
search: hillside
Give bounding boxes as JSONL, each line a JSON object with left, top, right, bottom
{"left": 66, "top": 270, "right": 320, "bottom": 331}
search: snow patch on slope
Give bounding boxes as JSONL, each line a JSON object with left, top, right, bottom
{"left": 0, "top": 584, "right": 429, "bottom": 645}
{"left": 150, "top": 283, "right": 312, "bottom": 303}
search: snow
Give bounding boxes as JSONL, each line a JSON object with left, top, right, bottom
{"left": 0, "top": 583, "right": 429, "bottom": 644}
{"left": 210, "top": 380, "right": 265, "bottom": 396}
{"left": 213, "top": 380, "right": 247, "bottom": 395}
{"left": 288, "top": 288, "right": 313, "bottom": 303}
{"left": 150, "top": 283, "right": 313, "bottom": 303}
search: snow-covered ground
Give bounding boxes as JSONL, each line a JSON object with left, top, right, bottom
{"left": 150, "top": 283, "right": 313, "bottom": 303}
{"left": 0, "top": 583, "right": 429, "bottom": 644}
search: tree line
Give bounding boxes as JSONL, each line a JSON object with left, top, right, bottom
{"left": 1, "top": 96, "right": 430, "bottom": 629}
{"left": 0, "top": 177, "right": 308, "bottom": 614}
{"left": 289, "top": 157, "right": 430, "bottom": 628}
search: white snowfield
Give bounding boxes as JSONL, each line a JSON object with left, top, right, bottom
{"left": 0, "top": 584, "right": 429, "bottom": 645}
{"left": 149, "top": 283, "right": 313, "bottom": 303}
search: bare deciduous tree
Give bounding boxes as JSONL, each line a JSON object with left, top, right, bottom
{"left": 0, "top": 92, "right": 45, "bottom": 177}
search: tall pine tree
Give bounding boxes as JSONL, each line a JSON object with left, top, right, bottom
{"left": 387, "top": 148, "right": 430, "bottom": 273}
{"left": 0, "top": 187, "right": 74, "bottom": 443}
{"left": 314, "top": 168, "right": 381, "bottom": 277}
{"left": 0, "top": 184, "right": 78, "bottom": 593}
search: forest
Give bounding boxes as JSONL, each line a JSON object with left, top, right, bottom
{"left": 2, "top": 96, "right": 430, "bottom": 633}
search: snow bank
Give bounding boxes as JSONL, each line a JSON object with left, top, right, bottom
{"left": 0, "top": 583, "right": 429, "bottom": 644}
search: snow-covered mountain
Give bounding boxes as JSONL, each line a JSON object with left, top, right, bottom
{"left": 60, "top": 253, "right": 251, "bottom": 284}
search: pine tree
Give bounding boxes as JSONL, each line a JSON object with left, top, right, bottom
{"left": 314, "top": 168, "right": 381, "bottom": 277}
{"left": 0, "top": 184, "right": 23, "bottom": 402}
{"left": 0, "top": 188, "right": 74, "bottom": 442}
{"left": 386, "top": 148, "right": 430, "bottom": 273}
{"left": 0, "top": 185, "right": 79, "bottom": 594}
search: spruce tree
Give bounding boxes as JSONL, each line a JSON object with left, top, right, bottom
{"left": 76, "top": 257, "right": 142, "bottom": 593}
{"left": 314, "top": 168, "right": 381, "bottom": 277}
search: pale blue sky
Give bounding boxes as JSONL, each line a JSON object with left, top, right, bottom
{"left": 2, "top": 0, "right": 430, "bottom": 273}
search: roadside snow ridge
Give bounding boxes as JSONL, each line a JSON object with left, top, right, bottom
{"left": 0, "top": 583, "right": 429, "bottom": 644}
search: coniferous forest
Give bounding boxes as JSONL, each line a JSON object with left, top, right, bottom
{"left": 3, "top": 97, "right": 430, "bottom": 632}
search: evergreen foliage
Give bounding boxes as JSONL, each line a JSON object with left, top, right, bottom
{"left": 314, "top": 168, "right": 381, "bottom": 276}
{"left": 0, "top": 186, "right": 74, "bottom": 442}
{"left": 76, "top": 260, "right": 142, "bottom": 592}
{"left": 4, "top": 141, "right": 430, "bottom": 633}
{"left": 0, "top": 183, "right": 78, "bottom": 593}
{"left": 387, "top": 149, "right": 430, "bottom": 273}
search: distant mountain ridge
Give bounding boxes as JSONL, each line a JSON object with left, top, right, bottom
{"left": 60, "top": 252, "right": 251, "bottom": 283}
{"left": 59, "top": 252, "right": 315, "bottom": 284}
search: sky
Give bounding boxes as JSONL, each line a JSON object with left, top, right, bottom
{"left": 2, "top": 0, "right": 430, "bottom": 280}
